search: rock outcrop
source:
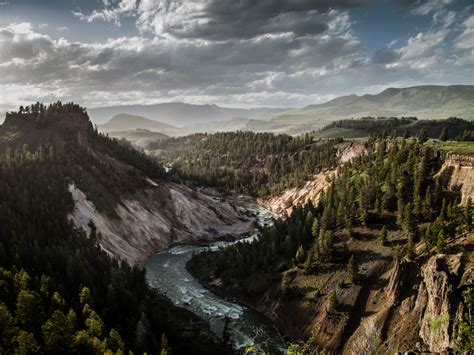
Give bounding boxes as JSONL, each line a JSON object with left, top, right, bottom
{"left": 437, "top": 153, "right": 474, "bottom": 206}
{"left": 418, "top": 253, "right": 464, "bottom": 351}
{"left": 259, "top": 142, "right": 366, "bottom": 214}
{"left": 69, "top": 181, "right": 255, "bottom": 265}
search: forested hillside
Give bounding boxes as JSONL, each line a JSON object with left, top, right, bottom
{"left": 0, "top": 103, "right": 227, "bottom": 354}
{"left": 149, "top": 132, "right": 341, "bottom": 197}
{"left": 315, "top": 116, "right": 473, "bottom": 140}
{"left": 189, "top": 135, "right": 474, "bottom": 352}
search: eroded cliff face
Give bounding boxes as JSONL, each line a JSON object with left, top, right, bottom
{"left": 418, "top": 253, "right": 465, "bottom": 351}
{"left": 248, "top": 233, "right": 472, "bottom": 354}
{"left": 68, "top": 180, "right": 255, "bottom": 265}
{"left": 259, "top": 142, "right": 366, "bottom": 215}
{"left": 437, "top": 154, "right": 474, "bottom": 206}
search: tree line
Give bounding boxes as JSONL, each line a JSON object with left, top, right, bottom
{"left": 320, "top": 116, "right": 473, "bottom": 141}
{"left": 149, "top": 131, "right": 342, "bottom": 197}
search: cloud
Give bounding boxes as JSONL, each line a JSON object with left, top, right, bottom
{"left": 394, "top": 0, "right": 454, "bottom": 15}
{"left": 1, "top": 1, "right": 473, "bottom": 113}
{"left": 372, "top": 48, "right": 400, "bottom": 64}
{"left": 74, "top": 0, "right": 374, "bottom": 39}
{"left": 0, "top": 17, "right": 365, "bottom": 111}
{"left": 56, "top": 26, "right": 69, "bottom": 32}
{"left": 455, "top": 14, "right": 474, "bottom": 50}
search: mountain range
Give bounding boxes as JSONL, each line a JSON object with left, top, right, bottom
{"left": 89, "top": 102, "right": 288, "bottom": 126}
{"left": 272, "top": 85, "right": 474, "bottom": 129}
{"left": 94, "top": 85, "right": 474, "bottom": 137}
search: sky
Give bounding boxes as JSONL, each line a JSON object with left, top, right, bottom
{"left": 0, "top": 0, "right": 473, "bottom": 112}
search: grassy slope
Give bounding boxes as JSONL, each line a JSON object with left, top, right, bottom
{"left": 427, "top": 140, "right": 474, "bottom": 155}
{"left": 272, "top": 86, "right": 474, "bottom": 129}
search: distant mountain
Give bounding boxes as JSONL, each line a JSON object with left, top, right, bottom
{"left": 106, "top": 129, "right": 169, "bottom": 148}
{"left": 182, "top": 117, "right": 289, "bottom": 133}
{"left": 88, "top": 102, "right": 289, "bottom": 126}
{"left": 99, "top": 113, "right": 183, "bottom": 136}
{"left": 272, "top": 85, "right": 474, "bottom": 129}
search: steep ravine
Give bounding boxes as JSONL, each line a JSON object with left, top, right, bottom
{"left": 68, "top": 179, "right": 255, "bottom": 265}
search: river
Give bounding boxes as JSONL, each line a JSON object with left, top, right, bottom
{"left": 143, "top": 202, "right": 287, "bottom": 353}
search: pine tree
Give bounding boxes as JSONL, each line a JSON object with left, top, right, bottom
{"left": 440, "top": 198, "right": 447, "bottom": 221}
{"left": 336, "top": 203, "right": 346, "bottom": 227}
{"left": 311, "top": 219, "right": 319, "bottom": 239}
{"left": 439, "top": 127, "right": 448, "bottom": 141}
{"left": 328, "top": 290, "right": 338, "bottom": 313}
{"left": 295, "top": 245, "right": 306, "bottom": 265}
{"left": 347, "top": 255, "right": 358, "bottom": 284}
{"left": 436, "top": 228, "right": 446, "bottom": 253}
{"left": 418, "top": 128, "right": 427, "bottom": 143}
{"left": 423, "top": 224, "right": 433, "bottom": 245}
{"left": 345, "top": 218, "right": 354, "bottom": 239}
{"left": 379, "top": 226, "right": 388, "bottom": 246}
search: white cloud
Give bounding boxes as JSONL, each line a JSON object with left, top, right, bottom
{"left": 455, "top": 14, "right": 474, "bottom": 50}
{"left": 411, "top": 0, "right": 454, "bottom": 15}
{"left": 73, "top": 0, "right": 138, "bottom": 25}
{"left": 56, "top": 26, "right": 69, "bottom": 32}
{"left": 1, "top": 1, "right": 473, "bottom": 112}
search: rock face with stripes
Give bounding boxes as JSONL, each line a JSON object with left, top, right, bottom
{"left": 436, "top": 153, "right": 474, "bottom": 206}
{"left": 68, "top": 181, "right": 255, "bottom": 265}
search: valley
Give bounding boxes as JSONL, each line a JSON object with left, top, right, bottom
{"left": 3, "top": 2, "right": 474, "bottom": 354}
{"left": 0, "top": 102, "right": 472, "bottom": 354}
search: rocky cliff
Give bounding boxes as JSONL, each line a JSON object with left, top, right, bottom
{"left": 68, "top": 181, "right": 254, "bottom": 265}
{"left": 259, "top": 142, "right": 366, "bottom": 214}
{"left": 437, "top": 153, "right": 474, "bottom": 206}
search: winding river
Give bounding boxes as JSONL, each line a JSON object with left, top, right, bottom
{"left": 143, "top": 203, "right": 287, "bottom": 353}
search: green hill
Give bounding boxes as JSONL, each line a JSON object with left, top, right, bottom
{"left": 272, "top": 85, "right": 474, "bottom": 129}
{"left": 314, "top": 116, "right": 473, "bottom": 140}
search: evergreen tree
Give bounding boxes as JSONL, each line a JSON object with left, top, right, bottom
{"left": 379, "top": 226, "right": 388, "bottom": 246}
{"left": 418, "top": 128, "right": 428, "bottom": 143}
{"left": 327, "top": 290, "right": 338, "bottom": 313}
{"left": 295, "top": 245, "right": 306, "bottom": 265}
{"left": 406, "top": 234, "right": 415, "bottom": 260}
{"left": 42, "top": 310, "right": 74, "bottom": 353}
{"left": 311, "top": 218, "right": 319, "bottom": 239}
{"left": 439, "top": 127, "right": 448, "bottom": 141}
{"left": 436, "top": 229, "right": 446, "bottom": 253}
{"left": 347, "top": 255, "right": 358, "bottom": 284}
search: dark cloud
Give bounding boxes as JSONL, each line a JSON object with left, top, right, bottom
{"left": 372, "top": 47, "right": 400, "bottom": 64}
{"left": 155, "top": 0, "right": 376, "bottom": 40}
